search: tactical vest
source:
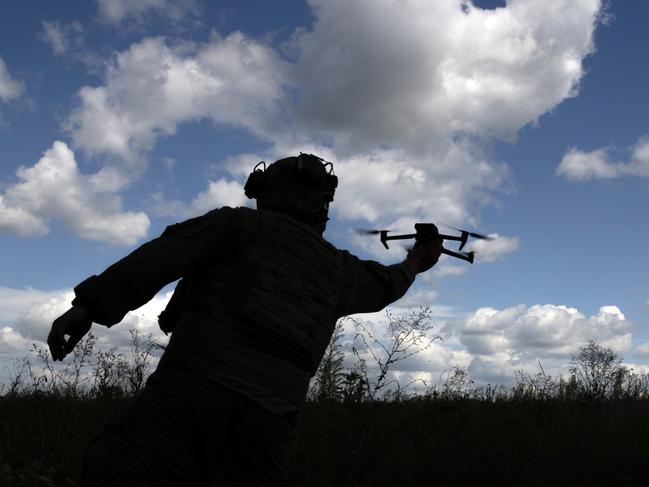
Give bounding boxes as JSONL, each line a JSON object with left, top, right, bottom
{"left": 183, "top": 209, "right": 343, "bottom": 374}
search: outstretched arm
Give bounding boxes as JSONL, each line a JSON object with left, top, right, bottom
{"left": 337, "top": 238, "right": 442, "bottom": 317}
{"left": 47, "top": 207, "right": 241, "bottom": 361}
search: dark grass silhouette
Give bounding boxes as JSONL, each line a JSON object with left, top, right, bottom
{"left": 3, "top": 332, "right": 649, "bottom": 486}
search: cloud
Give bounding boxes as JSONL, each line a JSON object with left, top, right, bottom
{"left": 392, "top": 289, "right": 439, "bottom": 308}
{"left": 468, "top": 233, "right": 519, "bottom": 262}
{"left": 216, "top": 143, "right": 517, "bottom": 267}
{"left": 0, "top": 286, "right": 171, "bottom": 350}
{"left": 271, "top": 0, "right": 601, "bottom": 240}
{"left": 288, "top": 0, "right": 602, "bottom": 152}
{"left": 65, "top": 33, "right": 288, "bottom": 170}
{"left": 39, "top": 21, "right": 84, "bottom": 56}
{"left": 60, "top": 1, "right": 603, "bottom": 248}
{"left": 557, "top": 137, "right": 649, "bottom": 181}
{"left": 95, "top": 0, "right": 200, "bottom": 24}
{"left": 0, "top": 285, "right": 638, "bottom": 393}
{"left": 621, "top": 363, "right": 649, "bottom": 376}
{"left": 242, "top": 142, "right": 514, "bottom": 256}
{"left": 334, "top": 302, "right": 634, "bottom": 387}
{"left": 311, "top": 299, "right": 640, "bottom": 392}
{"left": 0, "top": 287, "right": 69, "bottom": 327}
{"left": 91, "top": 290, "right": 172, "bottom": 348}
{"left": 634, "top": 342, "right": 649, "bottom": 360}
{"left": 151, "top": 178, "right": 250, "bottom": 219}
{"left": 434, "top": 264, "right": 467, "bottom": 278}
{"left": 0, "top": 286, "right": 171, "bottom": 388}
{"left": 0, "top": 56, "right": 25, "bottom": 102}
{"left": 340, "top": 308, "right": 463, "bottom": 390}
{"left": 0, "top": 141, "right": 149, "bottom": 245}
{"left": 227, "top": 0, "right": 599, "bottom": 241}
{"left": 0, "top": 327, "right": 29, "bottom": 352}
{"left": 332, "top": 144, "right": 509, "bottom": 225}
{"left": 80, "top": 0, "right": 603, "bottom": 159}
{"left": 8, "top": 290, "right": 75, "bottom": 341}
{"left": 444, "top": 303, "right": 633, "bottom": 382}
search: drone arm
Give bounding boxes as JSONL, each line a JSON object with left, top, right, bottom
{"left": 372, "top": 224, "right": 477, "bottom": 263}
{"left": 381, "top": 232, "right": 417, "bottom": 249}
{"left": 441, "top": 247, "right": 474, "bottom": 263}
{"left": 437, "top": 233, "right": 463, "bottom": 242}
{"left": 383, "top": 231, "right": 463, "bottom": 245}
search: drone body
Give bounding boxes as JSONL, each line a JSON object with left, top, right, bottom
{"left": 360, "top": 223, "right": 493, "bottom": 264}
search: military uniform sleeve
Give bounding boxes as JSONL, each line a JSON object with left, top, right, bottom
{"left": 72, "top": 207, "right": 244, "bottom": 327}
{"left": 336, "top": 250, "right": 416, "bottom": 317}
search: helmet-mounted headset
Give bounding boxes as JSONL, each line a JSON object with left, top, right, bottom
{"left": 243, "top": 153, "right": 338, "bottom": 202}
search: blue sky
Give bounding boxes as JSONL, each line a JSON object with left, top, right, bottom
{"left": 1, "top": 0, "right": 648, "bottom": 387}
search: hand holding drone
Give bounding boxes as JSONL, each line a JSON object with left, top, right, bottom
{"left": 358, "top": 223, "right": 493, "bottom": 263}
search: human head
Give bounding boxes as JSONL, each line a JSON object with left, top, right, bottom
{"left": 244, "top": 153, "right": 338, "bottom": 233}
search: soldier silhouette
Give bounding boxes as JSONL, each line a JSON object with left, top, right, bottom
{"left": 47, "top": 153, "right": 442, "bottom": 486}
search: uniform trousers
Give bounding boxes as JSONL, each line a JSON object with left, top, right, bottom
{"left": 81, "top": 362, "right": 294, "bottom": 486}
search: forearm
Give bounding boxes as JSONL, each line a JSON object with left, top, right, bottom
{"left": 73, "top": 236, "right": 191, "bottom": 327}
{"left": 404, "top": 255, "right": 421, "bottom": 277}
{"left": 338, "top": 253, "right": 417, "bottom": 316}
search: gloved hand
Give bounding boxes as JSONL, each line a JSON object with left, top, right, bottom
{"left": 405, "top": 238, "right": 443, "bottom": 274}
{"left": 47, "top": 305, "right": 92, "bottom": 361}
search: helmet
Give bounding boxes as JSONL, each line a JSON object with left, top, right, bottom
{"left": 244, "top": 153, "right": 338, "bottom": 233}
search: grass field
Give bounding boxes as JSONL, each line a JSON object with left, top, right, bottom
{"left": 2, "top": 392, "right": 649, "bottom": 486}
{"left": 2, "top": 327, "right": 649, "bottom": 485}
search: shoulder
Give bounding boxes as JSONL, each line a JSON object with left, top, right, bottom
{"left": 337, "top": 248, "right": 354, "bottom": 262}
{"left": 337, "top": 249, "right": 370, "bottom": 264}
{"left": 161, "top": 206, "right": 258, "bottom": 237}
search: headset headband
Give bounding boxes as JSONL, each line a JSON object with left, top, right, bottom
{"left": 244, "top": 153, "right": 338, "bottom": 201}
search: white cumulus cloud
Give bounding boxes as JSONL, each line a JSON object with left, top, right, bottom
{"left": 0, "top": 141, "right": 150, "bottom": 245}
{"left": 634, "top": 341, "right": 649, "bottom": 360}
{"left": 55, "top": 0, "right": 604, "bottom": 250}
{"left": 234, "top": 142, "right": 516, "bottom": 255}
{"left": 557, "top": 136, "right": 649, "bottom": 181}
{"left": 434, "top": 264, "right": 468, "bottom": 278}
{"left": 66, "top": 33, "right": 288, "bottom": 169}
{"left": 314, "top": 299, "right": 638, "bottom": 391}
{"left": 468, "top": 233, "right": 519, "bottom": 262}
{"left": 0, "top": 286, "right": 171, "bottom": 351}
{"left": 0, "top": 286, "right": 171, "bottom": 388}
{"left": 0, "top": 56, "right": 25, "bottom": 102}
{"left": 444, "top": 303, "right": 633, "bottom": 383}
{"left": 151, "top": 178, "right": 251, "bottom": 219}
{"left": 288, "top": 0, "right": 602, "bottom": 152}
{"left": 0, "top": 326, "right": 29, "bottom": 352}
{"left": 232, "top": 0, "right": 599, "bottom": 242}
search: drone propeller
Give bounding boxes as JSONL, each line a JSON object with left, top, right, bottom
{"left": 467, "top": 231, "right": 493, "bottom": 240}
{"left": 443, "top": 224, "right": 494, "bottom": 241}
{"left": 355, "top": 228, "right": 392, "bottom": 236}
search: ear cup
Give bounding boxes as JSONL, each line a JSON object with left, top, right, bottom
{"left": 244, "top": 170, "right": 267, "bottom": 199}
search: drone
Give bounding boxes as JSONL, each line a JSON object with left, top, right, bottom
{"left": 357, "top": 223, "right": 493, "bottom": 263}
